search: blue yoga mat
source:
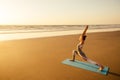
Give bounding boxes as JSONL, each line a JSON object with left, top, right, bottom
{"left": 62, "top": 59, "right": 109, "bottom": 75}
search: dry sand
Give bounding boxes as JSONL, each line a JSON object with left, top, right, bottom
{"left": 0, "top": 31, "right": 120, "bottom": 80}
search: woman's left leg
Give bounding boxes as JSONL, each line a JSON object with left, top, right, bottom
{"left": 86, "top": 58, "right": 104, "bottom": 71}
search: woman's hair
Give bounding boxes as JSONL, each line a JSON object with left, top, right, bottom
{"left": 83, "top": 35, "right": 87, "bottom": 40}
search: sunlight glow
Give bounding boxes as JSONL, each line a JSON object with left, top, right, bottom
{"left": 0, "top": 0, "right": 120, "bottom": 25}
{"left": 0, "top": 9, "right": 10, "bottom": 24}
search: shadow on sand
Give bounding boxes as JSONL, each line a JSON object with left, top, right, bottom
{"left": 108, "top": 71, "right": 120, "bottom": 77}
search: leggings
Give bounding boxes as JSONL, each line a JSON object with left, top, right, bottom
{"left": 72, "top": 50, "right": 101, "bottom": 66}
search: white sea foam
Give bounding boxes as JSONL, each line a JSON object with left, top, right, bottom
{"left": 0, "top": 28, "right": 120, "bottom": 41}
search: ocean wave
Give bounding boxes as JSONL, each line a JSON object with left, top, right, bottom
{"left": 0, "top": 25, "right": 120, "bottom": 34}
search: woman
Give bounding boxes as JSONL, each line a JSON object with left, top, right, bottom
{"left": 70, "top": 25, "right": 104, "bottom": 71}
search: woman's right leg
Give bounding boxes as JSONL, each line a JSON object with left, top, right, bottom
{"left": 70, "top": 50, "right": 78, "bottom": 61}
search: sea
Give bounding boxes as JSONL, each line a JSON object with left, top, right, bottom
{"left": 0, "top": 24, "right": 120, "bottom": 41}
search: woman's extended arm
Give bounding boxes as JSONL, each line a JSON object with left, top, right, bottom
{"left": 79, "top": 25, "right": 89, "bottom": 42}
{"left": 82, "top": 25, "right": 88, "bottom": 36}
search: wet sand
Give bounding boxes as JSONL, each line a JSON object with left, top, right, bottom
{"left": 0, "top": 31, "right": 120, "bottom": 80}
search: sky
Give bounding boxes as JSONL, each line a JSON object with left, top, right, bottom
{"left": 0, "top": 0, "right": 120, "bottom": 25}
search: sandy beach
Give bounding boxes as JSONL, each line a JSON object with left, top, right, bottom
{"left": 0, "top": 31, "right": 120, "bottom": 80}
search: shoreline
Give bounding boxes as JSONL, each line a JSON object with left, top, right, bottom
{"left": 0, "top": 28, "right": 120, "bottom": 34}
{"left": 0, "top": 28, "right": 120, "bottom": 41}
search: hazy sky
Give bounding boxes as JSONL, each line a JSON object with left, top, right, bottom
{"left": 0, "top": 0, "right": 120, "bottom": 25}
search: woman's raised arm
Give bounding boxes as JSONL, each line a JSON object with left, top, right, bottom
{"left": 82, "top": 25, "right": 89, "bottom": 36}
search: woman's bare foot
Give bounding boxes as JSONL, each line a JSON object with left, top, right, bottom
{"left": 70, "top": 59, "right": 75, "bottom": 62}
{"left": 99, "top": 65, "right": 104, "bottom": 71}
